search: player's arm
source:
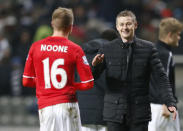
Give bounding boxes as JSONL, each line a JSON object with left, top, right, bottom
{"left": 22, "top": 44, "right": 36, "bottom": 88}
{"left": 74, "top": 80, "right": 94, "bottom": 91}
{"left": 75, "top": 47, "right": 94, "bottom": 91}
{"left": 22, "top": 77, "right": 36, "bottom": 88}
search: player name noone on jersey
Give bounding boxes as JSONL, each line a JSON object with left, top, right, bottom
{"left": 41, "top": 44, "right": 68, "bottom": 53}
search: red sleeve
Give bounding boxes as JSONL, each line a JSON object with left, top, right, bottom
{"left": 22, "top": 44, "right": 36, "bottom": 86}
{"left": 75, "top": 47, "right": 94, "bottom": 83}
{"left": 22, "top": 77, "right": 36, "bottom": 88}
{"left": 74, "top": 81, "right": 94, "bottom": 91}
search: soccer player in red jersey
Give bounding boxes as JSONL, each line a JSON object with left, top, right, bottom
{"left": 22, "top": 7, "right": 94, "bottom": 131}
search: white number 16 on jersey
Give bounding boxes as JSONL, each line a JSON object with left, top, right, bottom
{"left": 42, "top": 58, "right": 67, "bottom": 89}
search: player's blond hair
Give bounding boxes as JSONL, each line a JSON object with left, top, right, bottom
{"left": 52, "top": 7, "right": 73, "bottom": 31}
{"left": 159, "top": 17, "right": 183, "bottom": 39}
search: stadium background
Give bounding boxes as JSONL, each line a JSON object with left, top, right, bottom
{"left": 0, "top": 0, "right": 183, "bottom": 130}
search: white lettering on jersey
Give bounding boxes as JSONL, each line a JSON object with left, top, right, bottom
{"left": 82, "top": 56, "right": 89, "bottom": 65}
{"left": 41, "top": 44, "right": 68, "bottom": 53}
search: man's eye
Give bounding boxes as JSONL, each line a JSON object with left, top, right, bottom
{"left": 127, "top": 23, "right": 132, "bottom": 26}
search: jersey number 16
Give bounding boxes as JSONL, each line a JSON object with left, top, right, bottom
{"left": 42, "top": 57, "right": 67, "bottom": 89}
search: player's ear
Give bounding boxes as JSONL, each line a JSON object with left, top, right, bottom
{"left": 51, "top": 20, "right": 54, "bottom": 28}
{"left": 68, "top": 24, "right": 73, "bottom": 34}
{"left": 167, "top": 32, "right": 172, "bottom": 37}
{"left": 166, "top": 32, "right": 173, "bottom": 43}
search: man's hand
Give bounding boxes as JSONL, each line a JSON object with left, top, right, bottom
{"left": 167, "top": 106, "right": 177, "bottom": 120}
{"left": 162, "top": 104, "right": 170, "bottom": 118}
{"left": 92, "top": 54, "right": 104, "bottom": 66}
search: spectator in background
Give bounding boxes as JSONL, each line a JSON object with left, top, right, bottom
{"left": 148, "top": 17, "right": 183, "bottom": 131}
{"left": 0, "top": 30, "right": 11, "bottom": 95}
{"left": 77, "top": 28, "right": 118, "bottom": 131}
{"left": 10, "top": 57, "right": 23, "bottom": 96}
{"left": 0, "top": 31, "right": 11, "bottom": 65}
{"left": 91, "top": 10, "right": 177, "bottom": 131}
{"left": 10, "top": 29, "right": 35, "bottom": 96}
{"left": 22, "top": 7, "right": 94, "bottom": 131}
{"left": 15, "top": 29, "right": 32, "bottom": 65}
{"left": 33, "top": 24, "right": 52, "bottom": 42}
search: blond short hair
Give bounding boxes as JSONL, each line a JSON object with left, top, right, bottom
{"left": 159, "top": 17, "right": 183, "bottom": 39}
{"left": 52, "top": 7, "right": 73, "bottom": 31}
{"left": 116, "top": 10, "right": 137, "bottom": 24}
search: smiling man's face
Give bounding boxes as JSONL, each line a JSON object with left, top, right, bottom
{"left": 116, "top": 16, "right": 137, "bottom": 42}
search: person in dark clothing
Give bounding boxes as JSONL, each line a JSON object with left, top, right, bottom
{"left": 92, "top": 10, "right": 177, "bottom": 131}
{"left": 148, "top": 17, "right": 183, "bottom": 131}
{"left": 77, "top": 29, "right": 118, "bottom": 131}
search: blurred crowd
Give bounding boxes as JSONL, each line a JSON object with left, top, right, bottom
{"left": 0, "top": 0, "right": 183, "bottom": 96}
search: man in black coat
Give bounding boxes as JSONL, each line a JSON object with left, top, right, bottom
{"left": 148, "top": 17, "right": 183, "bottom": 131}
{"left": 77, "top": 29, "right": 118, "bottom": 131}
{"left": 92, "top": 10, "right": 177, "bottom": 131}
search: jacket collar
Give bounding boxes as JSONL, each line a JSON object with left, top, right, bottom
{"left": 119, "top": 36, "right": 135, "bottom": 48}
{"left": 158, "top": 40, "right": 172, "bottom": 51}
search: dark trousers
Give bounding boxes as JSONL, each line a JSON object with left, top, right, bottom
{"left": 107, "top": 121, "right": 148, "bottom": 131}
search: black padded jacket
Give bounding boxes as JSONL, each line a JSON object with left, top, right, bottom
{"left": 92, "top": 37, "right": 177, "bottom": 124}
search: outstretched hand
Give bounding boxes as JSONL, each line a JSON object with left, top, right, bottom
{"left": 92, "top": 54, "right": 104, "bottom": 66}
{"left": 162, "top": 104, "right": 170, "bottom": 118}
{"left": 168, "top": 106, "right": 177, "bottom": 120}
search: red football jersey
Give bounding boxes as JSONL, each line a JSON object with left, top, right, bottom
{"left": 23, "top": 36, "right": 94, "bottom": 109}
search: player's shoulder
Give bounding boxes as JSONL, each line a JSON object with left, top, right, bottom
{"left": 135, "top": 37, "right": 156, "bottom": 49}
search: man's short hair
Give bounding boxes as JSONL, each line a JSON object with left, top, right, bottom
{"left": 116, "top": 10, "right": 137, "bottom": 24}
{"left": 159, "top": 17, "right": 183, "bottom": 39}
{"left": 52, "top": 7, "right": 73, "bottom": 31}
